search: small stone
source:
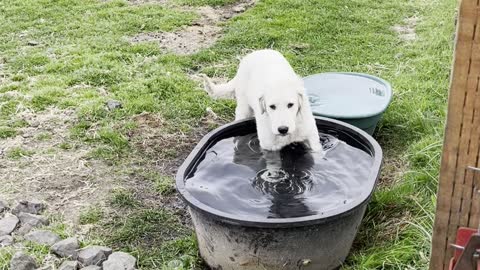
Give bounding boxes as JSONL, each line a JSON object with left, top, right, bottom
{"left": 77, "top": 246, "right": 112, "bottom": 266}
{"left": 12, "top": 200, "right": 45, "bottom": 215}
{"left": 102, "top": 252, "right": 136, "bottom": 270}
{"left": 51, "top": 237, "right": 79, "bottom": 258}
{"left": 232, "top": 5, "right": 246, "bottom": 12}
{"left": 17, "top": 212, "right": 49, "bottom": 227}
{"left": 0, "top": 235, "right": 14, "bottom": 247}
{"left": 106, "top": 100, "right": 122, "bottom": 110}
{"left": 27, "top": 41, "right": 39, "bottom": 46}
{"left": 80, "top": 266, "right": 101, "bottom": 270}
{"left": 302, "top": 259, "right": 312, "bottom": 266}
{"left": 25, "top": 230, "right": 61, "bottom": 246}
{"left": 0, "top": 214, "right": 19, "bottom": 236}
{"left": 58, "top": 260, "right": 79, "bottom": 270}
{"left": 36, "top": 266, "right": 54, "bottom": 270}
{"left": 290, "top": 43, "right": 311, "bottom": 50}
{"left": 17, "top": 223, "right": 35, "bottom": 236}
{"left": 10, "top": 251, "right": 37, "bottom": 270}
{"left": 21, "top": 133, "right": 33, "bottom": 138}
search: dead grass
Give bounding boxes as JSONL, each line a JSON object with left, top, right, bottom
{"left": 127, "top": 0, "right": 171, "bottom": 5}
{"left": 128, "top": 112, "right": 226, "bottom": 174}
{"left": 392, "top": 16, "right": 419, "bottom": 42}
{"left": 95, "top": 112, "right": 229, "bottom": 225}
{"left": 0, "top": 107, "right": 116, "bottom": 226}
{"left": 377, "top": 154, "right": 409, "bottom": 188}
{"left": 129, "top": 0, "right": 257, "bottom": 55}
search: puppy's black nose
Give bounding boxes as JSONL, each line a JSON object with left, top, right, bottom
{"left": 278, "top": 126, "right": 289, "bottom": 135}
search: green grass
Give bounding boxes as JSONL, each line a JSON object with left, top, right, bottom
{"left": 0, "top": 0, "right": 457, "bottom": 269}
{"left": 174, "top": 0, "right": 238, "bottom": 6}
{"left": 107, "top": 209, "right": 188, "bottom": 245}
{"left": 154, "top": 176, "right": 175, "bottom": 196}
{"left": 100, "top": 208, "right": 197, "bottom": 269}
{"left": 46, "top": 218, "right": 72, "bottom": 240}
{"left": 110, "top": 189, "right": 138, "bottom": 208}
{"left": 0, "top": 248, "right": 14, "bottom": 270}
{"left": 58, "top": 142, "right": 74, "bottom": 150}
{"left": 6, "top": 147, "right": 34, "bottom": 159}
{"left": 36, "top": 132, "right": 52, "bottom": 141}
{"left": 23, "top": 242, "right": 51, "bottom": 263}
{"left": 0, "top": 127, "right": 17, "bottom": 139}
{"left": 141, "top": 170, "right": 176, "bottom": 195}
{"left": 79, "top": 206, "right": 104, "bottom": 225}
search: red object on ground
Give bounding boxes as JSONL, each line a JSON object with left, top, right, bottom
{"left": 449, "top": 227, "right": 480, "bottom": 270}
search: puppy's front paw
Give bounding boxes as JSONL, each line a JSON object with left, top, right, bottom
{"left": 259, "top": 142, "right": 282, "bottom": 152}
{"left": 269, "top": 144, "right": 284, "bottom": 151}
{"left": 309, "top": 140, "right": 324, "bottom": 153}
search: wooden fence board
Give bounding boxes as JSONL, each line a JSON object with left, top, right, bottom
{"left": 430, "top": 0, "right": 480, "bottom": 269}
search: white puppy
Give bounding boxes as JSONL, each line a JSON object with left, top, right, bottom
{"left": 202, "top": 49, "right": 322, "bottom": 153}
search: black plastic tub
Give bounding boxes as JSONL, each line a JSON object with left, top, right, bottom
{"left": 176, "top": 116, "right": 383, "bottom": 270}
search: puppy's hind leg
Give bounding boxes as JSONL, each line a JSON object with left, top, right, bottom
{"left": 201, "top": 74, "right": 236, "bottom": 99}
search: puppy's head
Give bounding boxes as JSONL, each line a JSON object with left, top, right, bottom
{"left": 259, "top": 79, "right": 305, "bottom": 136}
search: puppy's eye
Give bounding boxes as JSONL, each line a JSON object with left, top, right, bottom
{"left": 287, "top": 103, "right": 294, "bottom": 108}
{"left": 269, "top": 105, "right": 276, "bottom": 110}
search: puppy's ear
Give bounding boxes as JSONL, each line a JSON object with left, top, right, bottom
{"left": 297, "top": 92, "right": 304, "bottom": 116}
{"left": 259, "top": 96, "right": 266, "bottom": 114}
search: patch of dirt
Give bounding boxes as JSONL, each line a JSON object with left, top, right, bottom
{"left": 127, "top": 0, "right": 170, "bottom": 4}
{"left": 130, "top": 25, "right": 223, "bottom": 55}
{"left": 129, "top": 0, "right": 257, "bottom": 55}
{"left": 100, "top": 0, "right": 171, "bottom": 5}
{"left": 0, "top": 94, "right": 228, "bottom": 230}
{"left": 0, "top": 90, "right": 32, "bottom": 101}
{"left": 120, "top": 112, "right": 227, "bottom": 221}
{"left": 0, "top": 107, "right": 116, "bottom": 226}
{"left": 392, "top": 16, "right": 419, "bottom": 41}
{"left": 128, "top": 112, "right": 227, "bottom": 175}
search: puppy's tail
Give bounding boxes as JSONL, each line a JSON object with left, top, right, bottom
{"left": 201, "top": 74, "right": 236, "bottom": 99}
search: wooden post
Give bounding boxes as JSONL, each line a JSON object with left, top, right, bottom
{"left": 430, "top": 0, "right": 480, "bottom": 269}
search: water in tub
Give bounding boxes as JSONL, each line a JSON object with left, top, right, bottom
{"left": 185, "top": 133, "right": 374, "bottom": 219}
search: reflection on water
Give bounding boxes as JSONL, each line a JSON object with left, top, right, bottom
{"left": 186, "top": 133, "right": 373, "bottom": 219}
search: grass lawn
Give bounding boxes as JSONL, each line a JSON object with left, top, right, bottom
{"left": 0, "top": 0, "right": 456, "bottom": 269}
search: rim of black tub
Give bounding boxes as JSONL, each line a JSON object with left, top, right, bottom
{"left": 175, "top": 116, "right": 383, "bottom": 228}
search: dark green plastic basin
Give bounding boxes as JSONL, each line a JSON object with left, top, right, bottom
{"left": 304, "top": 72, "right": 393, "bottom": 135}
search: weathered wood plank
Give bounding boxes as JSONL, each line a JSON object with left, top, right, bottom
{"left": 467, "top": 79, "right": 480, "bottom": 229}
{"left": 459, "top": 17, "right": 480, "bottom": 229}
{"left": 430, "top": 0, "right": 480, "bottom": 269}
{"left": 444, "top": 16, "right": 480, "bottom": 267}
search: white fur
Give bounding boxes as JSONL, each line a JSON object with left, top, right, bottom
{"left": 202, "top": 49, "right": 322, "bottom": 153}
